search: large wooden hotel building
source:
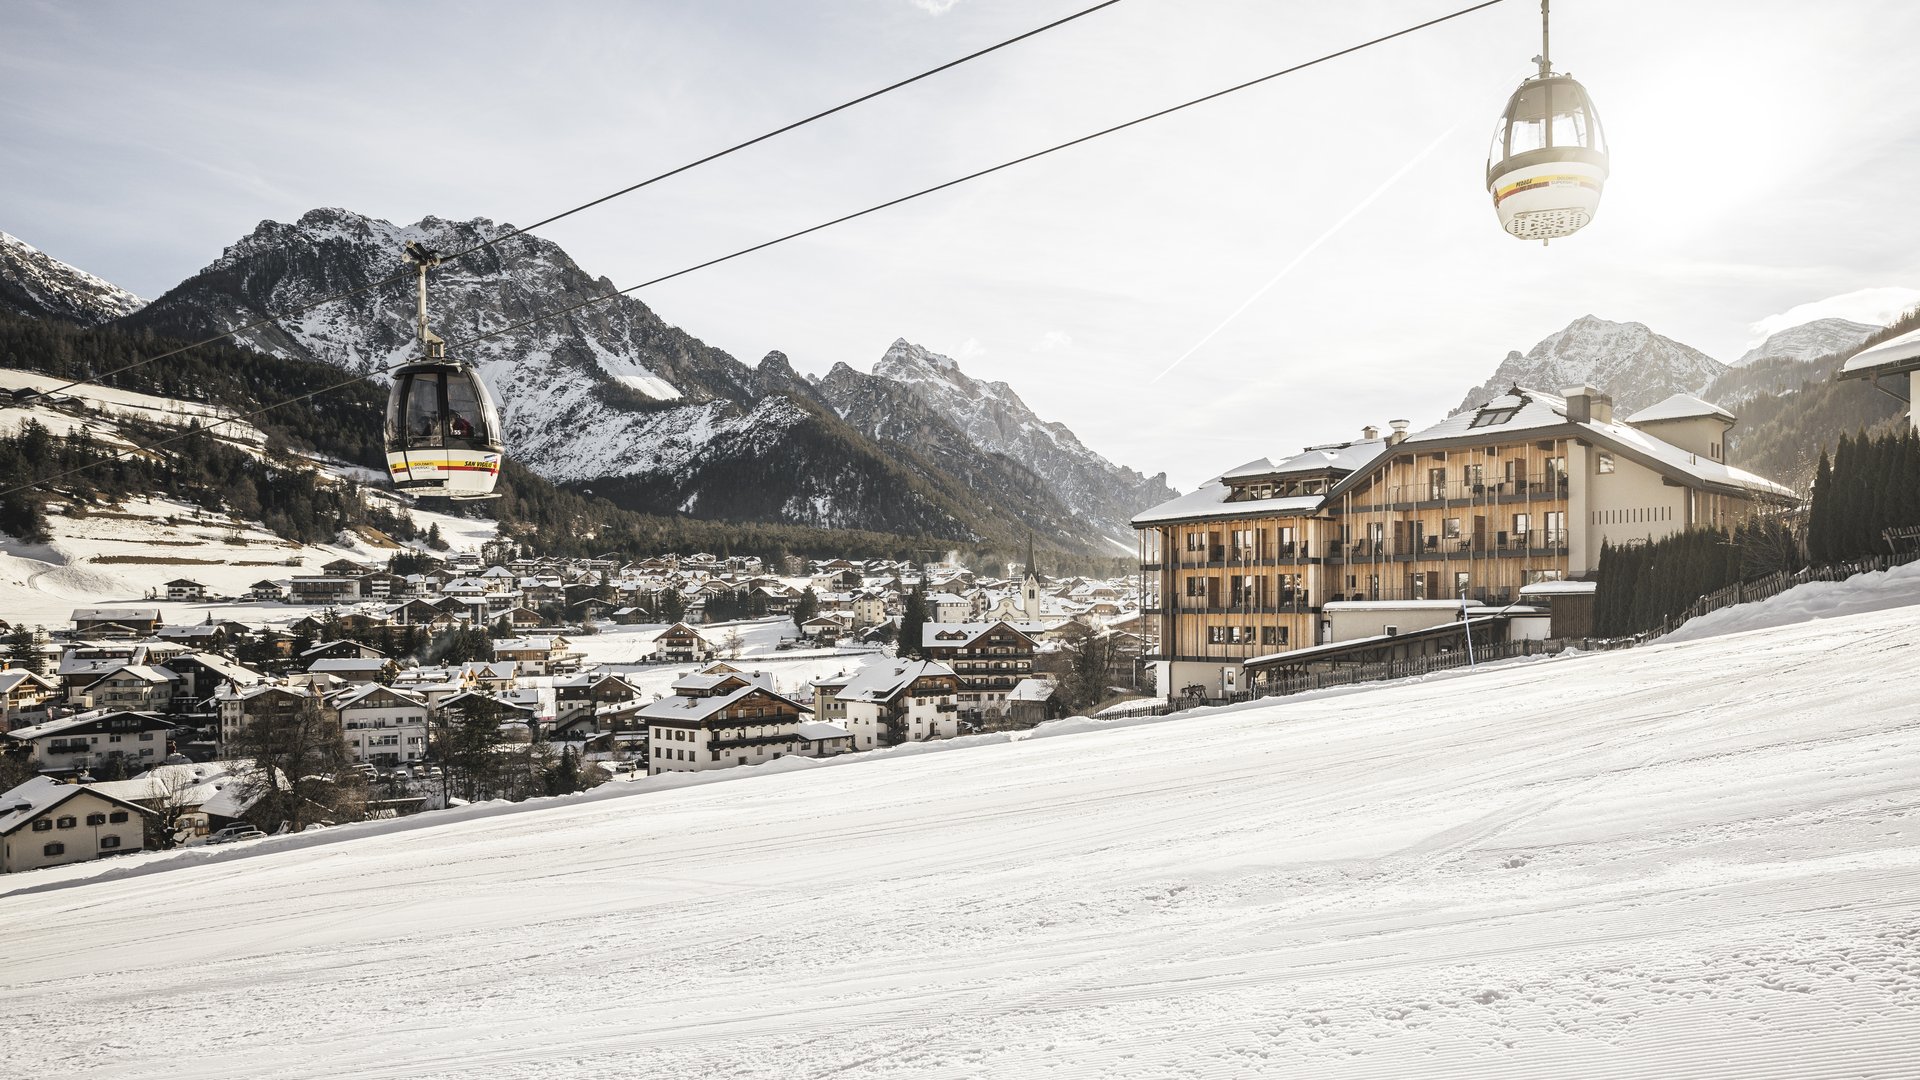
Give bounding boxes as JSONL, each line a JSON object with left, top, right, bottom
{"left": 1133, "top": 385, "right": 1796, "bottom": 697}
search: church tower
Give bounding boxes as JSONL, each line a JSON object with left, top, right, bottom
{"left": 1021, "top": 533, "right": 1042, "bottom": 621}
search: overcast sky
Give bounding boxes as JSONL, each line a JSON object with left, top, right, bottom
{"left": 7, "top": 0, "right": 1920, "bottom": 490}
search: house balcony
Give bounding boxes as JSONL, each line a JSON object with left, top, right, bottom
{"left": 1354, "top": 472, "right": 1571, "bottom": 512}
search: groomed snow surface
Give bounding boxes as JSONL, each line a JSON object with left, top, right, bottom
{"left": 8, "top": 593, "right": 1920, "bottom": 1076}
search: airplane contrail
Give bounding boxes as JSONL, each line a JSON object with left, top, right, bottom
{"left": 1149, "top": 125, "right": 1459, "bottom": 383}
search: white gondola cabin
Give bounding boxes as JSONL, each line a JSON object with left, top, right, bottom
{"left": 1486, "top": 2, "right": 1609, "bottom": 242}
{"left": 383, "top": 242, "right": 504, "bottom": 499}
{"left": 384, "top": 360, "right": 503, "bottom": 498}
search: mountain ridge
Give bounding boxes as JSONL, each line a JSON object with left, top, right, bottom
{"left": 1455, "top": 314, "right": 1728, "bottom": 416}
{"left": 0, "top": 229, "right": 146, "bottom": 326}
{"left": 17, "top": 208, "right": 1157, "bottom": 555}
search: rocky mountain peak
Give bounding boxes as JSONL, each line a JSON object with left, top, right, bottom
{"left": 853, "top": 338, "right": 1176, "bottom": 541}
{"left": 0, "top": 229, "right": 146, "bottom": 326}
{"left": 1736, "top": 318, "right": 1881, "bottom": 367}
{"left": 1455, "top": 315, "right": 1727, "bottom": 416}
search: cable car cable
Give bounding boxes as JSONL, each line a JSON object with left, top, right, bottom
{"left": 0, "top": 0, "right": 1505, "bottom": 501}
{"left": 5, "top": 0, "right": 1126, "bottom": 410}
{"left": 445, "top": 0, "right": 1506, "bottom": 352}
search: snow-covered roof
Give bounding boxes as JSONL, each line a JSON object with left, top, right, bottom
{"left": 308, "top": 658, "right": 389, "bottom": 673}
{"left": 838, "top": 660, "right": 956, "bottom": 704}
{"left": 637, "top": 684, "right": 806, "bottom": 724}
{"left": 1625, "top": 393, "right": 1736, "bottom": 425}
{"left": 1387, "top": 387, "right": 1796, "bottom": 502}
{"left": 329, "top": 683, "right": 427, "bottom": 710}
{"left": 1007, "top": 678, "right": 1055, "bottom": 703}
{"left": 1839, "top": 326, "right": 1920, "bottom": 377}
{"left": 7, "top": 709, "right": 170, "bottom": 741}
{"left": 793, "top": 721, "right": 852, "bottom": 742}
{"left": 921, "top": 622, "right": 1034, "bottom": 649}
{"left": 0, "top": 776, "right": 148, "bottom": 834}
{"left": 1321, "top": 599, "right": 1495, "bottom": 612}
{"left": 1131, "top": 484, "right": 1324, "bottom": 527}
{"left": 1519, "top": 579, "right": 1600, "bottom": 597}
{"left": 88, "top": 762, "right": 241, "bottom": 809}
{"left": 71, "top": 608, "right": 159, "bottom": 622}
{"left": 0, "top": 669, "right": 55, "bottom": 694}
{"left": 102, "top": 664, "right": 174, "bottom": 684}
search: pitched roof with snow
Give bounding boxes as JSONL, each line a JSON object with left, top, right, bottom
{"left": 636, "top": 684, "right": 808, "bottom": 724}
{"left": 921, "top": 622, "right": 1035, "bottom": 650}
{"left": 1625, "top": 393, "right": 1736, "bottom": 425}
{"left": 837, "top": 660, "right": 957, "bottom": 704}
{"left": 1840, "top": 326, "right": 1920, "bottom": 377}
{"left": 1378, "top": 387, "right": 1795, "bottom": 502}
{"left": 1, "top": 776, "right": 149, "bottom": 835}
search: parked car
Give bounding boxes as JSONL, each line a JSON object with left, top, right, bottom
{"left": 206, "top": 824, "right": 265, "bottom": 845}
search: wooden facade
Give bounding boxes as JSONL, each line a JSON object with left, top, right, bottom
{"left": 1136, "top": 388, "right": 1796, "bottom": 693}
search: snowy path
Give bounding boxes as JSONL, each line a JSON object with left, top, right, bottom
{"left": 6, "top": 602, "right": 1920, "bottom": 1076}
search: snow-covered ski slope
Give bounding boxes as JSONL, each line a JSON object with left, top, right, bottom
{"left": 8, "top": 599, "right": 1920, "bottom": 1077}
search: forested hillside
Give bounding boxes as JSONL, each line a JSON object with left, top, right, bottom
{"left": 0, "top": 315, "right": 1128, "bottom": 574}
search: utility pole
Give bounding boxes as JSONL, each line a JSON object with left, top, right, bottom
{"left": 1460, "top": 585, "right": 1477, "bottom": 668}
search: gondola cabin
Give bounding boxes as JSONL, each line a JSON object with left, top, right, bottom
{"left": 1486, "top": 74, "right": 1609, "bottom": 241}
{"left": 384, "top": 361, "right": 504, "bottom": 499}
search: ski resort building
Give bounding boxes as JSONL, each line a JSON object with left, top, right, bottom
{"left": 1134, "top": 386, "right": 1797, "bottom": 698}
{"left": 0, "top": 776, "right": 150, "bottom": 874}
{"left": 920, "top": 621, "right": 1037, "bottom": 720}
{"left": 637, "top": 673, "right": 814, "bottom": 776}
{"left": 831, "top": 659, "right": 962, "bottom": 749}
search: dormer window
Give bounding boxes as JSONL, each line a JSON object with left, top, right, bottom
{"left": 1469, "top": 407, "right": 1520, "bottom": 429}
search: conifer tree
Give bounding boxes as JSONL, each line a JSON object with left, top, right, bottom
{"left": 1808, "top": 448, "right": 1833, "bottom": 562}
{"left": 899, "top": 585, "right": 928, "bottom": 660}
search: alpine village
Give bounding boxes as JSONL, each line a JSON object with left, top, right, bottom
{"left": 6, "top": 3, "right": 1920, "bottom": 1078}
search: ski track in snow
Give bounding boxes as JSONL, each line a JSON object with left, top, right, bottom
{"left": 6, "top": 599, "right": 1920, "bottom": 1077}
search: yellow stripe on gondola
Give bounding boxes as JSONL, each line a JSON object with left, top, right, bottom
{"left": 1492, "top": 174, "right": 1601, "bottom": 205}
{"left": 387, "top": 456, "right": 500, "bottom": 476}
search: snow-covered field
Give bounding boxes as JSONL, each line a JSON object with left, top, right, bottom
{"left": 0, "top": 492, "right": 493, "bottom": 629}
{"left": 6, "top": 578, "right": 1919, "bottom": 1076}
{"left": 568, "top": 617, "right": 882, "bottom": 697}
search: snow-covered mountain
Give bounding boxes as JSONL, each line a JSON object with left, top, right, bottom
{"left": 1735, "top": 317, "right": 1881, "bottom": 367}
{"left": 0, "top": 229, "right": 146, "bottom": 325}
{"left": 1455, "top": 315, "right": 1727, "bottom": 416}
{"left": 852, "top": 339, "right": 1177, "bottom": 540}
{"left": 108, "top": 208, "right": 1136, "bottom": 552}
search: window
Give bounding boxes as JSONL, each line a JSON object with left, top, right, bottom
{"left": 1185, "top": 577, "right": 1208, "bottom": 598}
{"left": 1455, "top": 571, "right": 1471, "bottom": 596}
{"left": 56, "top": 816, "right": 75, "bottom": 829}
{"left": 43, "top": 842, "right": 65, "bottom": 856}
{"left": 1261, "top": 626, "right": 1289, "bottom": 646}
{"left": 86, "top": 813, "right": 106, "bottom": 826}
{"left": 1428, "top": 468, "right": 1447, "bottom": 500}
{"left": 1207, "top": 626, "right": 1228, "bottom": 645}
{"left": 1464, "top": 463, "right": 1486, "bottom": 491}
{"left": 1443, "top": 518, "right": 1462, "bottom": 540}
{"left": 101, "top": 836, "right": 122, "bottom": 850}
{"left": 139, "top": 733, "right": 153, "bottom": 741}
{"left": 1469, "top": 407, "right": 1519, "bottom": 429}
{"left": 1597, "top": 451, "right": 1615, "bottom": 474}
{"left": 31, "top": 819, "right": 52, "bottom": 832}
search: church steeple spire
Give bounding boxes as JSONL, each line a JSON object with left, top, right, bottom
{"left": 1024, "top": 532, "right": 1036, "bottom": 580}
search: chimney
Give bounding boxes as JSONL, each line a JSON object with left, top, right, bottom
{"left": 1561, "top": 385, "right": 1602, "bottom": 424}
{"left": 1362, "top": 424, "right": 1379, "bottom": 441}
{"left": 1387, "top": 419, "right": 1409, "bottom": 446}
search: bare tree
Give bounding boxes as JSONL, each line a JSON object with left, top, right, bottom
{"left": 145, "top": 766, "right": 203, "bottom": 848}
{"left": 228, "top": 698, "right": 364, "bottom": 832}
